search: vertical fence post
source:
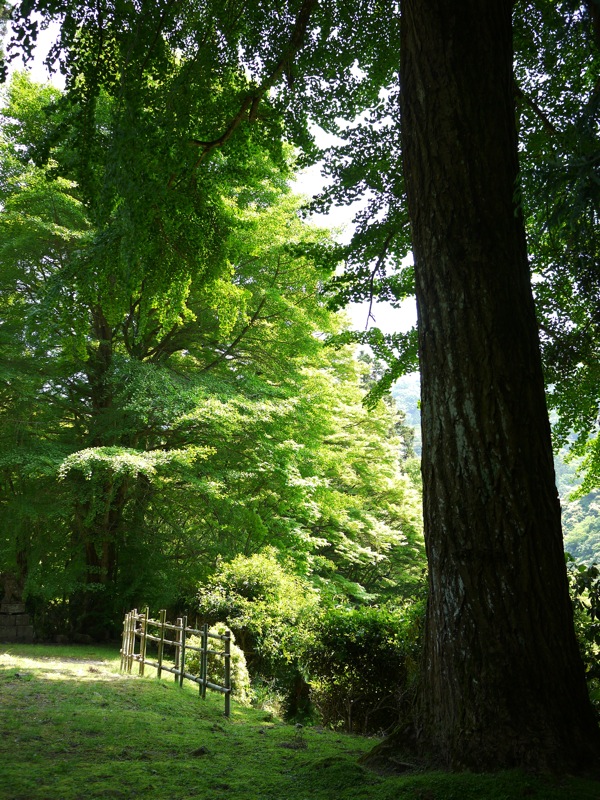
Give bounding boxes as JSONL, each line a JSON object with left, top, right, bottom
{"left": 157, "top": 609, "right": 166, "bottom": 679}
{"left": 124, "top": 612, "right": 131, "bottom": 673}
{"left": 179, "top": 616, "right": 187, "bottom": 687}
{"left": 200, "top": 623, "right": 208, "bottom": 699}
{"left": 120, "top": 612, "right": 128, "bottom": 671}
{"left": 174, "top": 617, "right": 182, "bottom": 684}
{"left": 224, "top": 629, "right": 231, "bottom": 718}
{"left": 139, "top": 606, "right": 149, "bottom": 676}
{"left": 129, "top": 609, "right": 138, "bottom": 673}
{"left": 126, "top": 612, "right": 132, "bottom": 670}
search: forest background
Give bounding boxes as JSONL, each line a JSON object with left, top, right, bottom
{"left": 0, "top": 0, "right": 599, "bottom": 748}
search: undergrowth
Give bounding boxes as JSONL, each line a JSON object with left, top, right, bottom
{"left": 0, "top": 644, "right": 598, "bottom": 800}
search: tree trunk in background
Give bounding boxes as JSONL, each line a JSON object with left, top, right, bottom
{"left": 396, "top": 0, "right": 599, "bottom": 770}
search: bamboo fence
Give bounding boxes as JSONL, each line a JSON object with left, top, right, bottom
{"left": 120, "top": 608, "right": 232, "bottom": 716}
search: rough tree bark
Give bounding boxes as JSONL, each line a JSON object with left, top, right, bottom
{"left": 375, "top": 0, "right": 600, "bottom": 771}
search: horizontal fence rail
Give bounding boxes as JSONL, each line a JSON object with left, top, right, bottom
{"left": 120, "top": 608, "right": 232, "bottom": 716}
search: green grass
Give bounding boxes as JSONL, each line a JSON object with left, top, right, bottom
{"left": 0, "top": 644, "right": 598, "bottom": 800}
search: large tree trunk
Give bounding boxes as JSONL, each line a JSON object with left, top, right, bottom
{"left": 393, "top": 0, "right": 599, "bottom": 770}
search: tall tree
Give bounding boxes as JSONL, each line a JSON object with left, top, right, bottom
{"left": 1, "top": 73, "right": 422, "bottom": 635}
{"left": 385, "top": 0, "right": 598, "bottom": 770}
{"left": 304, "top": 0, "right": 600, "bottom": 768}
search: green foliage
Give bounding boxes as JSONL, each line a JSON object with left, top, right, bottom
{"left": 515, "top": 2, "right": 600, "bottom": 487}
{"left": 0, "top": 68, "right": 425, "bottom": 634}
{"left": 566, "top": 556, "right": 600, "bottom": 716}
{"left": 328, "top": 328, "right": 419, "bottom": 410}
{"left": 555, "top": 450, "right": 600, "bottom": 563}
{"left": 0, "top": 74, "right": 426, "bottom": 637}
{"left": 195, "top": 550, "right": 318, "bottom": 712}
{"left": 571, "top": 436, "right": 600, "bottom": 496}
{"left": 0, "top": 9, "right": 427, "bottom": 643}
{"left": 195, "top": 552, "right": 427, "bottom": 730}
{"left": 300, "top": 602, "right": 425, "bottom": 734}
{"left": 185, "top": 625, "right": 253, "bottom": 706}
{"left": 564, "top": 512, "right": 600, "bottom": 565}
{"left": 567, "top": 557, "right": 600, "bottom": 676}
{"left": 314, "top": 84, "right": 418, "bottom": 399}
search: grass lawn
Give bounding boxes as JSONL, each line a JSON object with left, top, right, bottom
{"left": 0, "top": 643, "right": 598, "bottom": 799}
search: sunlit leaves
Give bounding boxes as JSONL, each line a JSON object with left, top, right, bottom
{"left": 0, "top": 16, "right": 426, "bottom": 635}
{"left": 58, "top": 444, "right": 214, "bottom": 481}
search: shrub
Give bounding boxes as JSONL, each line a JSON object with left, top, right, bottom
{"left": 184, "top": 624, "right": 252, "bottom": 706}
{"left": 195, "top": 549, "right": 319, "bottom": 717}
{"left": 300, "top": 602, "right": 424, "bottom": 734}
{"left": 566, "top": 555, "right": 600, "bottom": 717}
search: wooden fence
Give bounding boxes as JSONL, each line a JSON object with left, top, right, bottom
{"left": 120, "top": 608, "right": 232, "bottom": 716}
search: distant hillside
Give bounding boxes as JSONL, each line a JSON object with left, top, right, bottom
{"left": 392, "top": 372, "right": 421, "bottom": 455}
{"left": 556, "top": 454, "right": 600, "bottom": 564}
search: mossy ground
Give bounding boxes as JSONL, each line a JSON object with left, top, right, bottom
{"left": 1, "top": 644, "right": 598, "bottom": 799}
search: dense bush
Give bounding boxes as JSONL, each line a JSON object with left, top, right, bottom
{"left": 194, "top": 550, "right": 319, "bottom": 717}
{"left": 194, "top": 549, "right": 427, "bottom": 729}
{"left": 300, "top": 602, "right": 424, "bottom": 734}
{"left": 184, "top": 624, "right": 252, "bottom": 705}
{"left": 567, "top": 556, "right": 600, "bottom": 716}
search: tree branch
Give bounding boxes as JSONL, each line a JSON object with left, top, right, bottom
{"left": 189, "top": 0, "right": 318, "bottom": 168}
{"left": 365, "top": 228, "right": 396, "bottom": 330}
{"left": 200, "top": 295, "right": 268, "bottom": 373}
{"left": 514, "top": 82, "right": 558, "bottom": 135}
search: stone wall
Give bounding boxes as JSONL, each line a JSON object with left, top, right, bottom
{"left": 0, "top": 602, "right": 34, "bottom": 642}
